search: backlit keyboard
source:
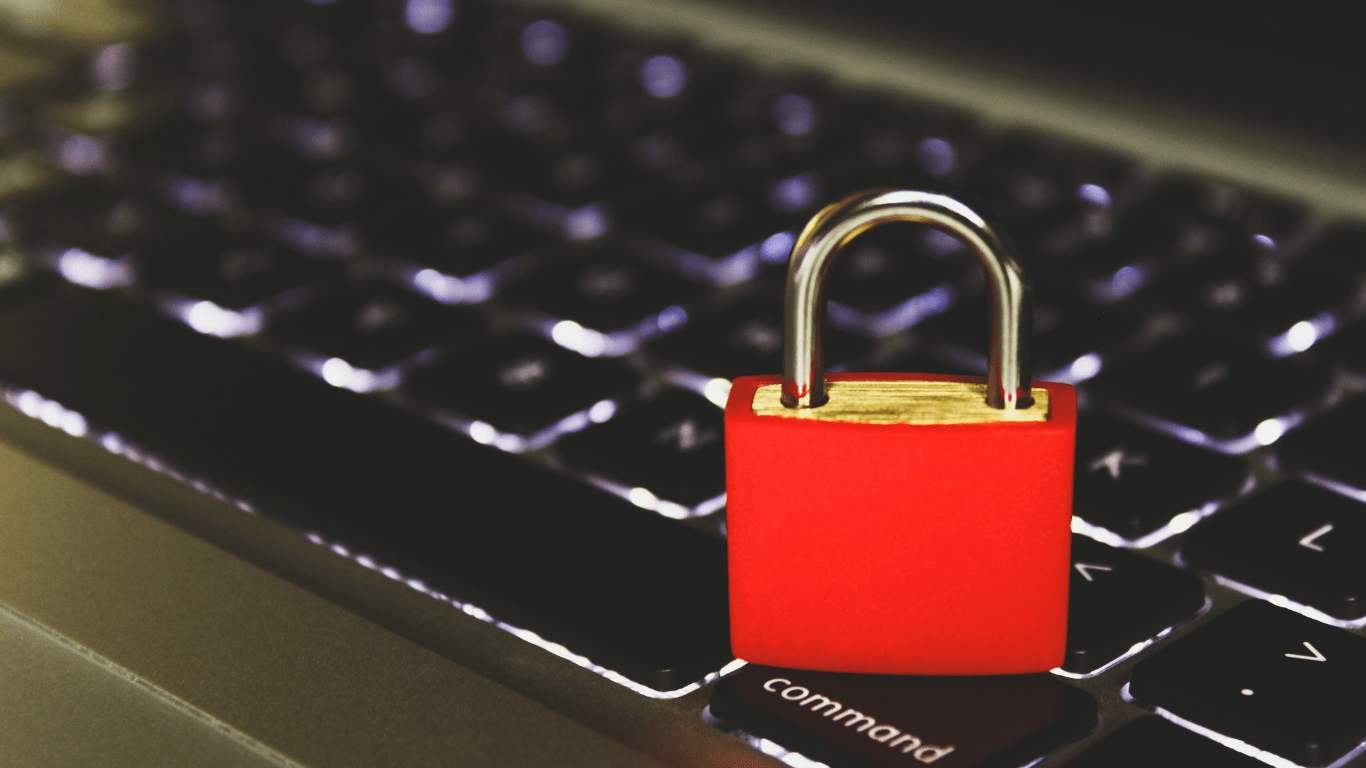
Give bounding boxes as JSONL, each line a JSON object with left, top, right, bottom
{"left": 1, "top": 1, "right": 1365, "bottom": 765}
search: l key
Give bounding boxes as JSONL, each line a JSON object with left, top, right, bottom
{"left": 1130, "top": 600, "right": 1366, "bottom": 766}
{"left": 1183, "top": 481, "right": 1366, "bottom": 619}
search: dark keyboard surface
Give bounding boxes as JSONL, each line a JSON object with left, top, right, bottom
{"left": 1, "top": 0, "right": 1365, "bottom": 765}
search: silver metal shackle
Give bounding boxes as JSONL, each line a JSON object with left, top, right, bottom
{"left": 782, "top": 186, "right": 1034, "bottom": 410}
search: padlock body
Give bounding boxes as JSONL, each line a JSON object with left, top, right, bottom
{"left": 725, "top": 372, "right": 1076, "bottom": 675}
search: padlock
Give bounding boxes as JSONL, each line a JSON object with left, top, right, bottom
{"left": 724, "top": 186, "right": 1076, "bottom": 675}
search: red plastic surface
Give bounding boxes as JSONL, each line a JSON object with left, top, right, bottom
{"left": 725, "top": 372, "right": 1077, "bottom": 675}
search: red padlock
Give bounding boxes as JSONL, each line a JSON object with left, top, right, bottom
{"left": 725, "top": 187, "right": 1076, "bottom": 675}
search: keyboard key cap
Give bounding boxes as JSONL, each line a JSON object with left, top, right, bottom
{"left": 243, "top": 154, "right": 370, "bottom": 220}
{"left": 1131, "top": 599, "right": 1366, "bottom": 766}
{"left": 0, "top": 249, "right": 59, "bottom": 312}
{"left": 495, "top": 143, "right": 620, "bottom": 211}
{"left": 1064, "top": 535, "right": 1205, "bottom": 674}
{"left": 617, "top": 187, "right": 792, "bottom": 279}
{"left": 1073, "top": 413, "right": 1247, "bottom": 540}
{"left": 1092, "top": 332, "right": 1331, "bottom": 451}
{"left": 1064, "top": 717, "right": 1265, "bottom": 768}
{"left": 402, "top": 332, "right": 639, "bottom": 444}
{"left": 1276, "top": 397, "right": 1366, "bottom": 493}
{"left": 1142, "top": 234, "right": 1283, "bottom": 320}
{"left": 823, "top": 222, "right": 973, "bottom": 335}
{"left": 502, "top": 249, "right": 705, "bottom": 343}
{"left": 367, "top": 205, "right": 554, "bottom": 302}
{"left": 29, "top": 188, "right": 196, "bottom": 262}
{"left": 132, "top": 121, "right": 246, "bottom": 180}
{"left": 140, "top": 234, "right": 337, "bottom": 313}
{"left": 1223, "top": 255, "right": 1366, "bottom": 355}
{"left": 1148, "top": 176, "right": 1317, "bottom": 251}
{"left": 711, "top": 664, "right": 1095, "bottom": 768}
{"left": 921, "top": 296, "right": 1149, "bottom": 383}
{"left": 971, "top": 134, "right": 1146, "bottom": 228}
{"left": 0, "top": 289, "right": 728, "bottom": 691}
{"left": 554, "top": 388, "right": 724, "bottom": 515}
{"left": 650, "top": 300, "right": 871, "bottom": 381}
{"left": 268, "top": 284, "right": 483, "bottom": 380}
{"left": 1317, "top": 320, "right": 1366, "bottom": 373}
{"left": 1184, "top": 481, "right": 1366, "bottom": 619}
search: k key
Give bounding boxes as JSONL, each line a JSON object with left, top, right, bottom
{"left": 1064, "top": 535, "right": 1204, "bottom": 674}
{"left": 1183, "top": 481, "right": 1366, "bottom": 619}
{"left": 1130, "top": 599, "right": 1366, "bottom": 766}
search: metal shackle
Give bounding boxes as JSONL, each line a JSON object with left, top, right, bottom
{"left": 782, "top": 185, "right": 1034, "bottom": 410}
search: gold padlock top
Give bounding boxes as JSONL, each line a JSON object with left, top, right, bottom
{"left": 752, "top": 379, "right": 1051, "bottom": 424}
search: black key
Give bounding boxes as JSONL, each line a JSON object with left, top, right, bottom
{"left": 1070, "top": 251, "right": 1162, "bottom": 306}
{"left": 0, "top": 289, "right": 728, "bottom": 691}
{"left": 1119, "top": 207, "right": 1242, "bottom": 268}
{"left": 711, "top": 665, "right": 1095, "bottom": 768}
{"left": 1131, "top": 600, "right": 1366, "bottom": 766}
{"left": 133, "top": 122, "right": 245, "bottom": 180}
{"left": 29, "top": 189, "right": 196, "bottom": 262}
{"left": 1064, "top": 717, "right": 1265, "bottom": 768}
{"left": 970, "top": 134, "right": 1145, "bottom": 228}
{"left": 1277, "top": 397, "right": 1366, "bottom": 493}
{"left": 823, "top": 221, "right": 973, "bottom": 335}
{"left": 0, "top": 253, "right": 59, "bottom": 313}
{"left": 650, "top": 301, "right": 871, "bottom": 381}
{"left": 467, "top": 13, "right": 604, "bottom": 93}
{"left": 1317, "top": 320, "right": 1366, "bottom": 373}
{"left": 502, "top": 250, "right": 706, "bottom": 340}
{"left": 495, "top": 143, "right": 620, "bottom": 211}
{"left": 619, "top": 188, "right": 793, "bottom": 278}
{"left": 1184, "top": 481, "right": 1366, "bottom": 619}
{"left": 1092, "top": 332, "right": 1330, "bottom": 450}
{"left": 554, "top": 389, "right": 725, "bottom": 514}
{"left": 1073, "top": 413, "right": 1247, "bottom": 540}
{"left": 368, "top": 205, "right": 554, "bottom": 300}
{"left": 271, "top": 66, "right": 366, "bottom": 121}
{"left": 1221, "top": 255, "right": 1366, "bottom": 354}
{"left": 839, "top": 97, "right": 981, "bottom": 184}
{"left": 140, "top": 235, "right": 337, "bottom": 313}
{"left": 244, "top": 155, "right": 370, "bottom": 220}
{"left": 402, "top": 333, "right": 640, "bottom": 442}
{"left": 1064, "top": 535, "right": 1205, "bottom": 674}
{"left": 1142, "top": 234, "right": 1283, "bottom": 320}
{"left": 252, "top": 107, "right": 361, "bottom": 164}
{"left": 920, "top": 296, "right": 1148, "bottom": 382}
{"left": 268, "top": 284, "right": 483, "bottom": 378}
{"left": 1148, "top": 176, "right": 1316, "bottom": 250}
{"left": 366, "top": 96, "right": 483, "bottom": 164}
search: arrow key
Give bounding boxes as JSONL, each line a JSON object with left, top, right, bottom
{"left": 1131, "top": 599, "right": 1366, "bottom": 766}
{"left": 1064, "top": 535, "right": 1205, "bottom": 674}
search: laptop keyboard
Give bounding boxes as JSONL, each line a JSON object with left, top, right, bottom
{"left": 1, "top": 0, "right": 1365, "bottom": 765}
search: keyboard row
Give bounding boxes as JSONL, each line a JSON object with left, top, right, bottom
{"left": 3, "top": 237, "right": 1364, "bottom": 527}
{"left": 2, "top": 286, "right": 1366, "bottom": 690}
{"left": 714, "top": 599, "right": 1366, "bottom": 768}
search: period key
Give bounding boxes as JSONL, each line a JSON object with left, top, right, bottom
{"left": 710, "top": 665, "right": 1096, "bottom": 768}
{"left": 1130, "top": 599, "right": 1366, "bottom": 766}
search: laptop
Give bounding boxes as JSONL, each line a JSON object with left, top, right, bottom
{"left": 2, "top": 0, "right": 1364, "bottom": 765}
